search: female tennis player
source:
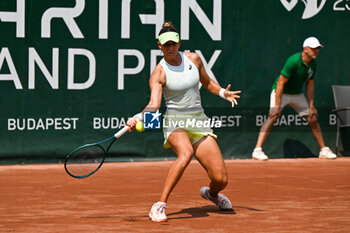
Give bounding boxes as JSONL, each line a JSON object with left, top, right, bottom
{"left": 127, "top": 22, "right": 241, "bottom": 222}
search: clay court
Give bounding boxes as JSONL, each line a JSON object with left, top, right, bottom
{"left": 1, "top": 158, "right": 350, "bottom": 233}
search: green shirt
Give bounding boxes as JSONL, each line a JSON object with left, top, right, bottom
{"left": 272, "top": 52, "right": 317, "bottom": 94}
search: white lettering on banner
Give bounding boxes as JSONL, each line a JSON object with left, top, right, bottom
{"left": 121, "top": 0, "right": 132, "bottom": 39}
{"left": 228, "top": 115, "right": 242, "bottom": 127}
{"left": 122, "top": 0, "right": 221, "bottom": 40}
{"left": 196, "top": 50, "right": 221, "bottom": 86}
{"left": 333, "top": 0, "right": 350, "bottom": 11}
{"left": 121, "top": 0, "right": 164, "bottom": 39}
{"left": 2, "top": 0, "right": 348, "bottom": 42}
{"left": 181, "top": 0, "right": 222, "bottom": 40}
{"left": 150, "top": 49, "right": 163, "bottom": 74}
{"left": 280, "top": 0, "right": 326, "bottom": 19}
{"left": 28, "top": 48, "right": 59, "bottom": 89}
{"left": 0, "top": 47, "right": 22, "bottom": 89}
{"left": 329, "top": 114, "right": 337, "bottom": 125}
{"left": 256, "top": 115, "right": 265, "bottom": 126}
{"left": 41, "top": 0, "right": 85, "bottom": 38}
{"left": 211, "top": 115, "right": 241, "bottom": 127}
{"left": 0, "top": 0, "right": 224, "bottom": 90}
{"left": 8, "top": 118, "right": 78, "bottom": 131}
{"left": 163, "top": 118, "right": 221, "bottom": 129}
{"left": 138, "top": 0, "right": 164, "bottom": 38}
{"left": 0, "top": 0, "right": 25, "bottom": 37}
{"left": 68, "top": 48, "right": 96, "bottom": 90}
{"left": 256, "top": 115, "right": 309, "bottom": 127}
{"left": 163, "top": 115, "right": 240, "bottom": 129}
{"left": 0, "top": 48, "right": 220, "bottom": 90}
{"left": 93, "top": 117, "right": 127, "bottom": 129}
{"left": 281, "top": 0, "right": 350, "bottom": 19}
{"left": 1, "top": 0, "right": 222, "bottom": 40}
{"left": 118, "top": 49, "right": 145, "bottom": 90}
{"left": 99, "top": 0, "right": 108, "bottom": 39}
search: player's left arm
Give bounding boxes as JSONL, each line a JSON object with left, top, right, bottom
{"left": 185, "top": 52, "right": 241, "bottom": 107}
{"left": 306, "top": 79, "right": 317, "bottom": 118}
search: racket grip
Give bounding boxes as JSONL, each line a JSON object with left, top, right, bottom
{"left": 114, "top": 126, "right": 129, "bottom": 138}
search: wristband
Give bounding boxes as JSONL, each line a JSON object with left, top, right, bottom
{"left": 133, "top": 113, "right": 143, "bottom": 121}
{"left": 219, "top": 88, "right": 226, "bottom": 99}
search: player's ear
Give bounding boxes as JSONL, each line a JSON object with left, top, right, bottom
{"left": 157, "top": 42, "right": 162, "bottom": 49}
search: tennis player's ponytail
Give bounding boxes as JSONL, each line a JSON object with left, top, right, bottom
{"left": 158, "top": 21, "right": 178, "bottom": 35}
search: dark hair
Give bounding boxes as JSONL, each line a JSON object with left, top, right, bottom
{"left": 158, "top": 21, "right": 178, "bottom": 36}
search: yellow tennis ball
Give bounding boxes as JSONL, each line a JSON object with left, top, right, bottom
{"left": 135, "top": 121, "right": 145, "bottom": 132}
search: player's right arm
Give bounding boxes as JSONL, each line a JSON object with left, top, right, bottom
{"left": 270, "top": 74, "right": 288, "bottom": 117}
{"left": 127, "top": 64, "right": 166, "bottom": 129}
{"left": 144, "top": 64, "right": 166, "bottom": 111}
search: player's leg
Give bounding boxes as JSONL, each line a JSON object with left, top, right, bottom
{"left": 252, "top": 118, "right": 277, "bottom": 160}
{"left": 149, "top": 128, "right": 194, "bottom": 222}
{"left": 193, "top": 136, "right": 232, "bottom": 210}
{"left": 303, "top": 114, "right": 335, "bottom": 158}
{"left": 253, "top": 91, "right": 286, "bottom": 160}
{"left": 255, "top": 113, "right": 279, "bottom": 148}
{"left": 291, "top": 93, "right": 326, "bottom": 148}
{"left": 292, "top": 94, "right": 336, "bottom": 159}
{"left": 303, "top": 113, "right": 336, "bottom": 159}
{"left": 305, "top": 114, "right": 325, "bottom": 148}
{"left": 160, "top": 128, "right": 194, "bottom": 202}
{"left": 194, "top": 136, "right": 227, "bottom": 195}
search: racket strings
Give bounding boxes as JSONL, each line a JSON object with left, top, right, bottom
{"left": 65, "top": 145, "right": 105, "bottom": 178}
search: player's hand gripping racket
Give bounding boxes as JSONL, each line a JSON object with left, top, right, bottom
{"left": 64, "top": 126, "right": 129, "bottom": 178}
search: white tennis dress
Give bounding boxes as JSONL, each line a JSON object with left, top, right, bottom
{"left": 160, "top": 52, "right": 216, "bottom": 148}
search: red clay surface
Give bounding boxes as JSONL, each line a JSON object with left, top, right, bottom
{"left": 1, "top": 158, "right": 350, "bottom": 233}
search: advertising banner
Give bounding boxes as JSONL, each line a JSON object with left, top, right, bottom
{"left": 1, "top": 0, "right": 349, "bottom": 163}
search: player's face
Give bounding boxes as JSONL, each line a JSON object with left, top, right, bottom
{"left": 305, "top": 47, "right": 320, "bottom": 59}
{"left": 158, "top": 41, "right": 181, "bottom": 59}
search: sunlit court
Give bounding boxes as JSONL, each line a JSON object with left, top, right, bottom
{"left": 1, "top": 158, "right": 350, "bottom": 232}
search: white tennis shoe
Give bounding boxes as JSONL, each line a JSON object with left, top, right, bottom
{"left": 149, "top": 202, "right": 167, "bottom": 222}
{"left": 319, "top": 147, "right": 337, "bottom": 159}
{"left": 200, "top": 186, "right": 232, "bottom": 210}
{"left": 252, "top": 147, "right": 268, "bottom": 161}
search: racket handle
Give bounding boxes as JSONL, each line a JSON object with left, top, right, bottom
{"left": 114, "top": 125, "right": 129, "bottom": 138}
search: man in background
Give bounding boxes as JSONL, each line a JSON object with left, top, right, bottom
{"left": 252, "top": 37, "right": 337, "bottom": 161}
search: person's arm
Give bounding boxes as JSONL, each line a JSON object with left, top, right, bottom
{"left": 127, "top": 64, "right": 165, "bottom": 129}
{"left": 270, "top": 74, "right": 288, "bottom": 117}
{"left": 306, "top": 79, "right": 317, "bottom": 118}
{"left": 275, "top": 74, "right": 288, "bottom": 107}
{"left": 185, "top": 52, "right": 241, "bottom": 107}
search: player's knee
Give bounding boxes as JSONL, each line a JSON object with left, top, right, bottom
{"left": 220, "top": 176, "right": 228, "bottom": 188}
{"left": 307, "top": 116, "right": 318, "bottom": 125}
{"left": 213, "top": 172, "right": 228, "bottom": 189}
{"left": 177, "top": 150, "right": 194, "bottom": 168}
{"left": 268, "top": 114, "right": 279, "bottom": 123}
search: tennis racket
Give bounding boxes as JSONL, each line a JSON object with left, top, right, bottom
{"left": 64, "top": 126, "right": 129, "bottom": 178}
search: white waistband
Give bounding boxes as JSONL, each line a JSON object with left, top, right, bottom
{"left": 166, "top": 106, "right": 203, "bottom": 114}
